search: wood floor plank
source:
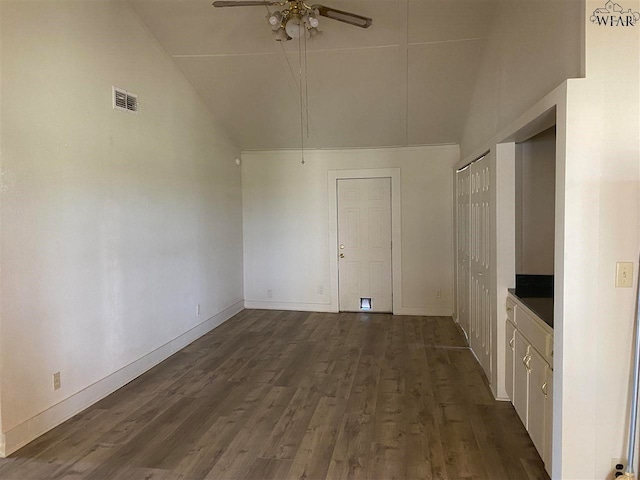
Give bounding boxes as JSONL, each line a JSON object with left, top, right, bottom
{"left": 203, "top": 385, "right": 295, "bottom": 479}
{"left": 259, "top": 387, "right": 322, "bottom": 460}
{"left": 325, "top": 413, "right": 374, "bottom": 480}
{"left": 0, "top": 310, "right": 550, "bottom": 480}
{"left": 286, "top": 395, "right": 348, "bottom": 480}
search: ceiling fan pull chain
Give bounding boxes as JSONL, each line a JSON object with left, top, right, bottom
{"left": 304, "top": 30, "right": 309, "bottom": 139}
{"left": 298, "top": 31, "right": 305, "bottom": 164}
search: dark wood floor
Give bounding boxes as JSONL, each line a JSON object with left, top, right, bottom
{"left": 0, "top": 310, "right": 550, "bottom": 480}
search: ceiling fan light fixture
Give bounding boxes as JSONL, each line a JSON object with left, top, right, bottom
{"left": 268, "top": 11, "right": 282, "bottom": 27}
{"left": 305, "top": 14, "right": 319, "bottom": 28}
{"left": 273, "top": 26, "right": 289, "bottom": 41}
{"left": 308, "top": 26, "right": 321, "bottom": 38}
{"left": 285, "top": 16, "right": 305, "bottom": 38}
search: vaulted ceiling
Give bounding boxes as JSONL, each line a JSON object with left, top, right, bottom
{"left": 130, "top": 0, "right": 497, "bottom": 150}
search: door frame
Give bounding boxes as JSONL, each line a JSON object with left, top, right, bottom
{"left": 328, "top": 168, "right": 402, "bottom": 314}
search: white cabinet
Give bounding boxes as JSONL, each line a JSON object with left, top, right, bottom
{"left": 505, "top": 319, "right": 516, "bottom": 401}
{"left": 513, "top": 330, "right": 530, "bottom": 427}
{"left": 543, "top": 368, "right": 553, "bottom": 471}
{"left": 527, "top": 347, "right": 547, "bottom": 455}
{"left": 505, "top": 294, "right": 553, "bottom": 476}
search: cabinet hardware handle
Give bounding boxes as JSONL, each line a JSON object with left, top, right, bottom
{"left": 522, "top": 354, "right": 528, "bottom": 366}
{"left": 541, "top": 382, "right": 548, "bottom": 396}
{"left": 524, "top": 355, "right": 531, "bottom": 371}
{"left": 509, "top": 337, "right": 515, "bottom": 350}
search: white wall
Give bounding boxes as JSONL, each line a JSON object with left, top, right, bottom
{"left": 557, "top": 1, "right": 640, "bottom": 477}
{"left": 515, "top": 127, "right": 556, "bottom": 275}
{"left": 0, "top": 0, "right": 243, "bottom": 455}
{"left": 241, "top": 146, "right": 458, "bottom": 316}
{"left": 460, "top": 0, "right": 583, "bottom": 159}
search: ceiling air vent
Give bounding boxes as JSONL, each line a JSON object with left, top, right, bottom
{"left": 113, "top": 86, "right": 138, "bottom": 114}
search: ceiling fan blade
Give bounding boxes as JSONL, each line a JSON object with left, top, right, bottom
{"left": 312, "top": 4, "right": 372, "bottom": 28}
{"left": 212, "top": 1, "right": 278, "bottom": 7}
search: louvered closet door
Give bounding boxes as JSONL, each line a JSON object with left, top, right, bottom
{"left": 456, "top": 168, "right": 471, "bottom": 336}
{"left": 469, "top": 156, "right": 492, "bottom": 378}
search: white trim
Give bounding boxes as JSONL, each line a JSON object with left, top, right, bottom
{"left": 0, "top": 301, "right": 244, "bottom": 458}
{"left": 244, "top": 303, "right": 452, "bottom": 317}
{"left": 241, "top": 144, "right": 457, "bottom": 155}
{"left": 395, "top": 306, "right": 454, "bottom": 317}
{"left": 457, "top": 82, "right": 566, "bottom": 169}
{"left": 243, "top": 301, "right": 334, "bottom": 312}
{"left": 494, "top": 142, "right": 516, "bottom": 402}
{"left": 328, "top": 168, "right": 402, "bottom": 315}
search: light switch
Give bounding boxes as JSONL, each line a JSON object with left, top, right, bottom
{"left": 616, "top": 262, "right": 634, "bottom": 288}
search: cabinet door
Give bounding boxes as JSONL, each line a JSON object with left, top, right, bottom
{"left": 513, "top": 331, "right": 529, "bottom": 427}
{"left": 505, "top": 320, "right": 517, "bottom": 401}
{"left": 527, "top": 347, "right": 548, "bottom": 457}
{"left": 543, "top": 367, "right": 553, "bottom": 474}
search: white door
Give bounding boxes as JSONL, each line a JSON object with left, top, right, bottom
{"left": 456, "top": 167, "right": 471, "bottom": 336}
{"left": 337, "top": 178, "right": 392, "bottom": 313}
{"left": 469, "top": 156, "right": 492, "bottom": 377}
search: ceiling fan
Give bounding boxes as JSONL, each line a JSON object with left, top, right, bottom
{"left": 212, "top": 0, "right": 372, "bottom": 41}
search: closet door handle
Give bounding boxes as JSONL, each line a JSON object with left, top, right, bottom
{"left": 524, "top": 354, "right": 531, "bottom": 371}
{"left": 509, "top": 337, "right": 515, "bottom": 350}
{"left": 541, "top": 382, "right": 548, "bottom": 396}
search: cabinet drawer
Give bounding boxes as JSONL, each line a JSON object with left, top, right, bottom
{"left": 506, "top": 299, "right": 516, "bottom": 323}
{"left": 516, "top": 307, "right": 551, "bottom": 361}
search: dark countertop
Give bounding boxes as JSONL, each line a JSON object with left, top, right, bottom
{"left": 508, "top": 288, "right": 554, "bottom": 329}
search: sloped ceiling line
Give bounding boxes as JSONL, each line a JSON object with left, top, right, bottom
{"left": 399, "top": 0, "right": 409, "bottom": 146}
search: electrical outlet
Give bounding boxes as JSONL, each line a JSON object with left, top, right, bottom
{"left": 436, "top": 290, "right": 442, "bottom": 299}
{"left": 267, "top": 289, "right": 273, "bottom": 299}
{"left": 611, "top": 458, "right": 625, "bottom": 473}
{"left": 196, "top": 304, "right": 201, "bottom": 316}
{"left": 53, "top": 372, "right": 61, "bottom": 391}
{"left": 317, "top": 285, "right": 324, "bottom": 295}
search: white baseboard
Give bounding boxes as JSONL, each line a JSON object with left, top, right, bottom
{"left": 0, "top": 300, "right": 244, "bottom": 458}
{"left": 395, "top": 306, "right": 454, "bottom": 316}
{"left": 244, "top": 300, "right": 335, "bottom": 312}
{"left": 243, "top": 302, "right": 453, "bottom": 317}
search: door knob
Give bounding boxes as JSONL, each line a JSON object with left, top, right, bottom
{"left": 339, "top": 253, "right": 345, "bottom": 258}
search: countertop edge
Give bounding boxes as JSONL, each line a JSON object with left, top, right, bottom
{"left": 507, "top": 289, "right": 554, "bottom": 331}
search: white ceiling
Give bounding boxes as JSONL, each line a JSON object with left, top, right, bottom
{"left": 130, "top": 0, "right": 496, "bottom": 150}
